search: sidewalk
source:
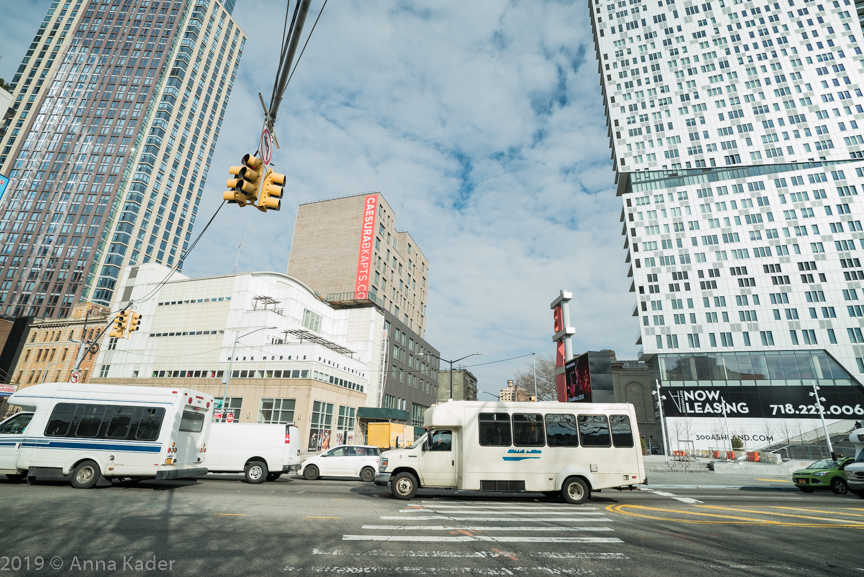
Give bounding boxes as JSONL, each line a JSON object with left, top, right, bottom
{"left": 643, "top": 469, "right": 798, "bottom": 490}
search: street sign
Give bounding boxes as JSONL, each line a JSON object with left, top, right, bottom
{"left": 69, "top": 370, "right": 81, "bottom": 384}
{"left": 226, "top": 412, "right": 234, "bottom": 423}
{"left": 260, "top": 128, "right": 273, "bottom": 166}
{"left": 0, "top": 384, "right": 17, "bottom": 397}
{"left": 214, "top": 411, "right": 223, "bottom": 420}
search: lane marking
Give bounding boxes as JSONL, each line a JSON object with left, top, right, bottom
{"left": 311, "top": 549, "right": 628, "bottom": 560}
{"left": 380, "top": 516, "right": 613, "bottom": 521}
{"left": 213, "top": 513, "right": 245, "bottom": 517}
{"left": 639, "top": 488, "right": 702, "bottom": 504}
{"left": 286, "top": 565, "right": 620, "bottom": 573}
{"left": 672, "top": 497, "right": 703, "bottom": 504}
{"left": 774, "top": 507, "right": 864, "bottom": 518}
{"left": 304, "top": 516, "right": 341, "bottom": 520}
{"left": 697, "top": 505, "right": 864, "bottom": 525}
{"left": 342, "top": 535, "right": 623, "bottom": 543}
{"left": 361, "top": 525, "right": 614, "bottom": 532}
{"left": 754, "top": 478, "right": 793, "bottom": 483}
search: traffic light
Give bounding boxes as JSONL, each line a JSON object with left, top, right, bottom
{"left": 258, "top": 168, "right": 284, "bottom": 213}
{"left": 223, "top": 154, "right": 263, "bottom": 207}
{"left": 128, "top": 312, "right": 142, "bottom": 333}
{"left": 108, "top": 311, "right": 129, "bottom": 339}
{"left": 529, "top": 395, "right": 537, "bottom": 402}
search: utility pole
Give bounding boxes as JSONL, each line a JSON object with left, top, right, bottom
{"left": 220, "top": 326, "right": 276, "bottom": 419}
{"left": 652, "top": 380, "right": 670, "bottom": 463}
{"left": 532, "top": 352, "right": 537, "bottom": 400}
{"left": 810, "top": 381, "right": 836, "bottom": 461}
{"left": 721, "top": 396, "right": 733, "bottom": 455}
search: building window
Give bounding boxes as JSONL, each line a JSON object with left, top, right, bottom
{"left": 760, "top": 331, "right": 775, "bottom": 346}
{"left": 258, "top": 398, "right": 295, "bottom": 424}
{"left": 99, "top": 365, "right": 110, "bottom": 378}
{"left": 410, "top": 404, "right": 426, "bottom": 427}
{"left": 857, "top": 358, "right": 864, "bottom": 373}
{"left": 308, "top": 401, "right": 334, "bottom": 452}
{"left": 336, "top": 406, "right": 356, "bottom": 445}
{"left": 383, "top": 395, "right": 396, "bottom": 409}
{"left": 213, "top": 397, "right": 242, "bottom": 422}
{"left": 302, "top": 309, "right": 322, "bottom": 332}
{"left": 742, "top": 332, "right": 751, "bottom": 346}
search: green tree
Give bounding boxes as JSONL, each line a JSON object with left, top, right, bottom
{"left": 731, "top": 435, "right": 744, "bottom": 450}
{"left": 640, "top": 436, "right": 649, "bottom": 455}
{"left": 0, "top": 78, "right": 10, "bottom": 92}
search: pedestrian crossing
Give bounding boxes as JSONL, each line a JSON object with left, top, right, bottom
{"left": 340, "top": 499, "right": 625, "bottom": 545}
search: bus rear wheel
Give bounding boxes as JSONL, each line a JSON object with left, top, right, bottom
{"left": 561, "top": 477, "right": 589, "bottom": 505}
{"left": 391, "top": 472, "right": 418, "bottom": 500}
{"left": 71, "top": 460, "right": 101, "bottom": 489}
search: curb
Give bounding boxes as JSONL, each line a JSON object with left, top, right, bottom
{"left": 641, "top": 484, "right": 799, "bottom": 491}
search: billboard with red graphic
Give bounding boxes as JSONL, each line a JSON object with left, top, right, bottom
{"left": 354, "top": 194, "right": 378, "bottom": 299}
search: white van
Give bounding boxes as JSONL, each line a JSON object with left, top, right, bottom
{"left": 206, "top": 422, "right": 302, "bottom": 483}
{"left": 0, "top": 382, "right": 212, "bottom": 488}
{"left": 375, "top": 400, "right": 646, "bottom": 504}
{"left": 843, "top": 427, "right": 864, "bottom": 498}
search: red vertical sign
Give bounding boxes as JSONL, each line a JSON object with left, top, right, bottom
{"left": 354, "top": 194, "right": 378, "bottom": 299}
{"left": 554, "top": 305, "right": 566, "bottom": 402}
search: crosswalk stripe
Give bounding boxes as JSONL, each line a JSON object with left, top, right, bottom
{"left": 361, "top": 525, "right": 614, "bottom": 532}
{"left": 342, "top": 535, "right": 623, "bottom": 543}
{"left": 312, "top": 549, "right": 628, "bottom": 560}
{"left": 410, "top": 505, "right": 593, "bottom": 510}
{"left": 380, "top": 516, "right": 613, "bottom": 521}
{"left": 400, "top": 510, "right": 604, "bottom": 515}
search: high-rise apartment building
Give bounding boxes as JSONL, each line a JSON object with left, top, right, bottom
{"left": 0, "top": 0, "right": 245, "bottom": 318}
{"left": 591, "top": 0, "right": 864, "bottom": 446}
{"left": 287, "top": 192, "right": 430, "bottom": 338}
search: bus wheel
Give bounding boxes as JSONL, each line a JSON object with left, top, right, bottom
{"left": 561, "top": 477, "right": 589, "bottom": 505}
{"left": 244, "top": 460, "right": 268, "bottom": 484}
{"left": 71, "top": 460, "right": 101, "bottom": 489}
{"left": 266, "top": 473, "right": 282, "bottom": 482}
{"left": 391, "top": 472, "right": 418, "bottom": 500}
{"left": 360, "top": 467, "right": 376, "bottom": 483}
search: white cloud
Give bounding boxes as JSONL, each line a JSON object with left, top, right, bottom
{"left": 4, "top": 0, "right": 640, "bottom": 396}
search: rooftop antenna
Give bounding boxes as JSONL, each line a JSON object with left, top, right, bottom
{"left": 233, "top": 228, "right": 244, "bottom": 274}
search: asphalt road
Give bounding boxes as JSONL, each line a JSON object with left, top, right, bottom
{"left": 1, "top": 473, "right": 863, "bottom": 576}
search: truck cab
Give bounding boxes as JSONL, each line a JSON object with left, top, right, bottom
{"left": 375, "top": 428, "right": 459, "bottom": 498}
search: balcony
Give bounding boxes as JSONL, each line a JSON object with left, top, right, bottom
{"left": 326, "top": 291, "right": 385, "bottom": 310}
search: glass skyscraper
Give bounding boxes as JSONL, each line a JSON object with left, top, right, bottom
{"left": 591, "top": 0, "right": 864, "bottom": 445}
{"left": 0, "top": 0, "right": 245, "bottom": 317}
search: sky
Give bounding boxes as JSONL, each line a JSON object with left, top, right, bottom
{"left": 1, "top": 0, "right": 639, "bottom": 398}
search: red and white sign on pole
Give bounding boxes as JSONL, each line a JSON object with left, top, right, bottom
{"left": 0, "top": 384, "right": 18, "bottom": 397}
{"left": 353, "top": 194, "right": 378, "bottom": 300}
{"left": 214, "top": 411, "right": 223, "bottom": 420}
{"left": 260, "top": 128, "right": 273, "bottom": 166}
{"left": 69, "top": 370, "right": 81, "bottom": 384}
{"left": 226, "top": 412, "right": 235, "bottom": 423}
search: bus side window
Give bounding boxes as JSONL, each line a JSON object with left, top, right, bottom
{"left": 479, "top": 413, "right": 512, "bottom": 447}
{"left": 610, "top": 415, "right": 634, "bottom": 448}
{"left": 76, "top": 405, "right": 107, "bottom": 438}
{"left": 578, "top": 415, "right": 611, "bottom": 447}
{"left": 513, "top": 414, "right": 545, "bottom": 447}
{"left": 135, "top": 408, "right": 166, "bottom": 441}
{"left": 106, "top": 407, "right": 135, "bottom": 439}
{"left": 45, "top": 403, "right": 77, "bottom": 437}
{"left": 545, "top": 414, "right": 579, "bottom": 447}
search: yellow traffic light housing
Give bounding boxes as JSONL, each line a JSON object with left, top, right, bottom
{"left": 128, "top": 312, "right": 142, "bottom": 333}
{"left": 224, "top": 154, "right": 264, "bottom": 207}
{"left": 258, "top": 168, "right": 284, "bottom": 213}
{"left": 108, "top": 311, "right": 128, "bottom": 339}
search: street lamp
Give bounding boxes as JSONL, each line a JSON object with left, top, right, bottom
{"left": 651, "top": 380, "right": 670, "bottom": 463}
{"left": 220, "top": 326, "right": 277, "bottom": 420}
{"left": 444, "top": 353, "right": 481, "bottom": 400}
{"left": 810, "top": 381, "right": 836, "bottom": 461}
{"left": 40, "top": 360, "right": 69, "bottom": 384}
{"left": 478, "top": 391, "right": 499, "bottom": 400}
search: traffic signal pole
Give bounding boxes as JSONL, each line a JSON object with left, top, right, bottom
{"left": 266, "top": 0, "right": 311, "bottom": 131}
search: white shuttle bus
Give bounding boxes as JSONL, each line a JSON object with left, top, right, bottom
{"left": 375, "top": 400, "right": 646, "bottom": 504}
{"left": 0, "top": 382, "right": 213, "bottom": 488}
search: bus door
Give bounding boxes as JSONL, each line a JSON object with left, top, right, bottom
{"left": 419, "top": 429, "right": 457, "bottom": 487}
{"left": 0, "top": 412, "right": 33, "bottom": 471}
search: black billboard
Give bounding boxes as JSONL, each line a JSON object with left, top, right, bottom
{"left": 661, "top": 385, "right": 864, "bottom": 419}
{"left": 565, "top": 351, "right": 614, "bottom": 403}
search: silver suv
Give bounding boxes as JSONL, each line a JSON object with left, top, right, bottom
{"left": 845, "top": 428, "right": 864, "bottom": 499}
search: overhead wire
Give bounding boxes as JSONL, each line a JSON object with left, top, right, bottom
{"left": 269, "top": 0, "right": 302, "bottom": 110}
